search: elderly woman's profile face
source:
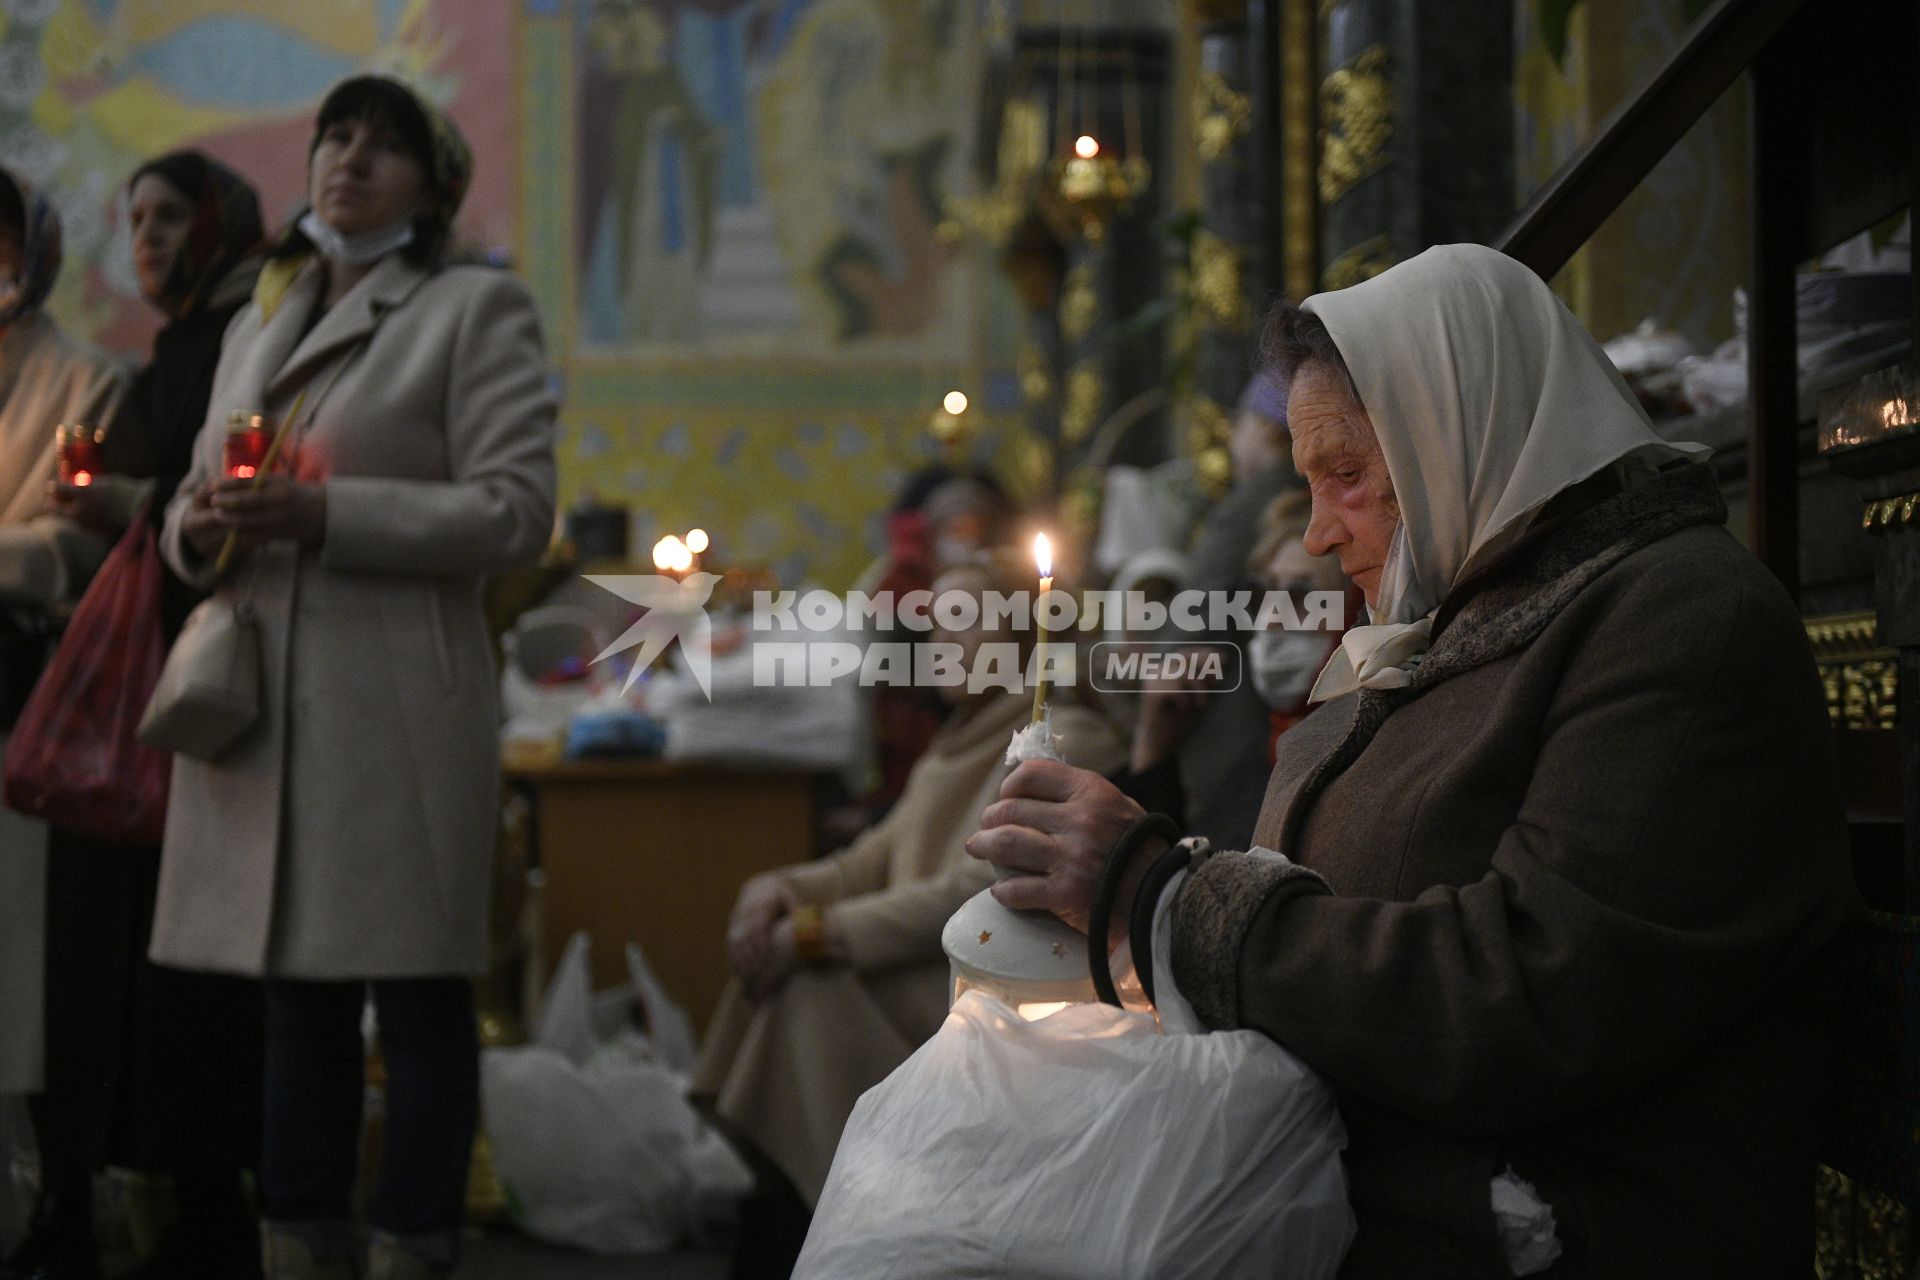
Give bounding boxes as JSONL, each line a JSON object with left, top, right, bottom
{"left": 1290, "top": 361, "right": 1398, "bottom": 608}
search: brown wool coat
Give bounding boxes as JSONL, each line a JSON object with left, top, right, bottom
{"left": 1171, "top": 465, "right": 1856, "bottom": 1278}
{"left": 152, "top": 254, "right": 556, "bottom": 979}
{"left": 694, "top": 691, "right": 1127, "bottom": 1205}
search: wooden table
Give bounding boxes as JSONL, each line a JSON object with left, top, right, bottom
{"left": 504, "top": 757, "right": 816, "bottom": 1037}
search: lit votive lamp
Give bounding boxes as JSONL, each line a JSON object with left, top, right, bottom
{"left": 55, "top": 423, "right": 103, "bottom": 487}
{"left": 223, "top": 411, "right": 276, "bottom": 480}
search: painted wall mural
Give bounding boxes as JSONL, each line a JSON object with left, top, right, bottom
{"left": 572, "top": 0, "right": 979, "bottom": 358}
{"left": 1, "top": 0, "right": 516, "bottom": 353}
{"left": 526, "top": 0, "right": 1011, "bottom": 590}
{"left": 3, "top": 0, "right": 1009, "bottom": 591}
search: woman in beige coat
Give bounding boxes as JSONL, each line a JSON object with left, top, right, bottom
{"left": 155, "top": 77, "right": 555, "bottom": 1280}
{"left": 694, "top": 558, "right": 1126, "bottom": 1272}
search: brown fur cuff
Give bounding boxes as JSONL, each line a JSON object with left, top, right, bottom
{"left": 1170, "top": 850, "right": 1328, "bottom": 1030}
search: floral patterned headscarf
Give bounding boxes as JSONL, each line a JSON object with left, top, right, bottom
{"left": 0, "top": 164, "right": 63, "bottom": 328}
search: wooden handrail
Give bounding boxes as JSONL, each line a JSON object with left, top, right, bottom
{"left": 1496, "top": 0, "right": 1812, "bottom": 278}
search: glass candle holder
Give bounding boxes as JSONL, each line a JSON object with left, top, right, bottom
{"left": 55, "top": 423, "right": 103, "bottom": 487}
{"left": 223, "top": 411, "right": 276, "bottom": 480}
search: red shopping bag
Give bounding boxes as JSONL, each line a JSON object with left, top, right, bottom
{"left": 3, "top": 513, "right": 171, "bottom": 845}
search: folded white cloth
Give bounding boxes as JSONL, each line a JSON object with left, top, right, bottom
{"left": 1309, "top": 618, "right": 1435, "bottom": 702}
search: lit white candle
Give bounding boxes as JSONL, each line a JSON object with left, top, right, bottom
{"left": 1030, "top": 532, "right": 1053, "bottom": 724}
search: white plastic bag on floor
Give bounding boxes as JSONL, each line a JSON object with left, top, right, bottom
{"left": 482, "top": 933, "right": 750, "bottom": 1254}
{"left": 794, "top": 991, "right": 1353, "bottom": 1280}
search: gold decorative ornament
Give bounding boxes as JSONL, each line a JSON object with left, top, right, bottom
{"left": 1191, "top": 229, "right": 1250, "bottom": 331}
{"left": 1815, "top": 1164, "right": 1915, "bottom": 1278}
{"left": 1319, "top": 45, "right": 1392, "bottom": 206}
{"left": 1018, "top": 343, "right": 1055, "bottom": 406}
{"left": 1187, "top": 395, "right": 1231, "bottom": 455}
{"left": 1804, "top": 611, "right": 1898, "bottom": 730}
{"left": 1859, "top": 490, "right": 1920, "bottom": 532}
{"left": 1059, "top": 261, "right": 1101, "bottom": 343}
{"left": 1012, "top": 433, "right": 1055, "bottom": 500}
{"left": 943, "top": 100, "right": 1051, "bottom": 249}
{"left": 1045, "top": 139, "right": 1151, "bottom": 244}
{"left": 1197, "top": 446, "right": 1234, "bottom": 496}
{"left": 1322, "top": 235, "right": 1397, "bottom": 291}
{"left": 1061, "top": 364, "right": 1106, "bottom": 444}
{"left": 1194, "top": 70, "right": 1252, "bottom": 163}
{"left": 1062, "top": 479, "right": 1102, "bottom": 546}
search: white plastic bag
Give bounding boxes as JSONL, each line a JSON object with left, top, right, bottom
{"left": 481, "top": 933, "right": 750, "bottom": 1254}
{"left": 795, "top": 990, "right": 1354, "bottom": 1280}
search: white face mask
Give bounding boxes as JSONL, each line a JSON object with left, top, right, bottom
{"left": 1247, "top": 628, "right": 1331, "bottom": 710}
{"left": 298, "top": 209, "right": 415, "bottom": 267}
{"left": 1372, "top": 521, "right": 1435, "bottom": 625}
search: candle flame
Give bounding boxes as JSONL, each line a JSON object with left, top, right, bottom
{"left": 1074, "top": 134, "right": 1099, "bottom": 159}
{"left": 231, "top": 465, "right": 255, "bottom": 480}
{"left": 72, "top": 471, "right": 93, "bottom": 487}
{"left": 1033, "top": 532, "right": 1052, "bottom": 579}
{"left": 686, "top": 527, "right": 710, "bottom": 553}
{"left": 653, "top": 535, "right": 691, "bottom": 572}
{"left": 942, "top": 390, "right": 969, "bottom": 415}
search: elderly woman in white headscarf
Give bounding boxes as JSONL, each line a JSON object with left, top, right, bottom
{"left": 969, "top": 245, "right": 1856, "bottom": 1277}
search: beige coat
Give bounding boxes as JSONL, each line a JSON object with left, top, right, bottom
{"left": 0, "top": 314, "right": 122, "bottom": 1091}
{"left": 0, "top": 312, "right": 126, "bottom": 604}
{"left": 694, "top": 692, "right": 1126, "bottom": 1204}
{"left": 152, "top": 253, "right": 556, "bottom": 979}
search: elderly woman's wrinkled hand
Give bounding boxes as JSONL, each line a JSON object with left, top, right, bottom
{"left": 967, "top": 760, "right": 1148, "bottom": 935}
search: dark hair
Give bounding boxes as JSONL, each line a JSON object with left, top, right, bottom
{"left": 1259, "top": 300, "right": 1360, "bottom": 406}
{"left": 275, "top": 76, "right": 446, "bottom": 267}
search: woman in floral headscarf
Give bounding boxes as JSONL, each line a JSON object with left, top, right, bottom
{"left": 152, "top": 78, "right": 556, "bottom": 1280}
{"left": 3, "top": 152, "right": 268, "bottom": 1280}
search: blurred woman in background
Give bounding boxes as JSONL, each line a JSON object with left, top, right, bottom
{"left": 0, "top": 164, "right": 125, "bottom": 1280}
{"left": 5, "top": 153, "right": 268, "bottom": 1280}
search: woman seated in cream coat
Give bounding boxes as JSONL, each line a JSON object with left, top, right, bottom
{"left": 694, "top": 555, "right": 1127, "bottom": 1245}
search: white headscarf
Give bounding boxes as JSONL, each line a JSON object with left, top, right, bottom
{"left": 1307, "top": 244, "right": 1709, "bottom": 701}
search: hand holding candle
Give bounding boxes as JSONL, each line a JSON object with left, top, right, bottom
{"left": 213, "top": 390, "right": 305, "bottom": 576}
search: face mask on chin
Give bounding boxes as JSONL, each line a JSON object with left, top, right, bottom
{"left": 299, "top": 209, "right": 415, "bottom": 267}
{"left": 1247, "top": 627, "right": 1332, "bottom": 710}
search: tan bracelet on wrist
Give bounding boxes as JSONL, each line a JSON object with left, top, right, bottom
{"left": 790, "top": 904, "right": 829, "bottom": 963}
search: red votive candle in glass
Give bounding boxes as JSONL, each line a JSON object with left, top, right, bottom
{"left": 55, "top": 423, "right": 103, "bottom": 487}
{"left": 223, "top": 411, "right": 275, "bottom": 480}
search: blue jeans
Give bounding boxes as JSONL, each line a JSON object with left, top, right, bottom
{"left": 261, "top": 976, "right": 477, "bottom": 1268}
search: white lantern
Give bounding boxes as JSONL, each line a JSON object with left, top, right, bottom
{"left": 942, "top": 887, "right": 1097, "bottom": 1021}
